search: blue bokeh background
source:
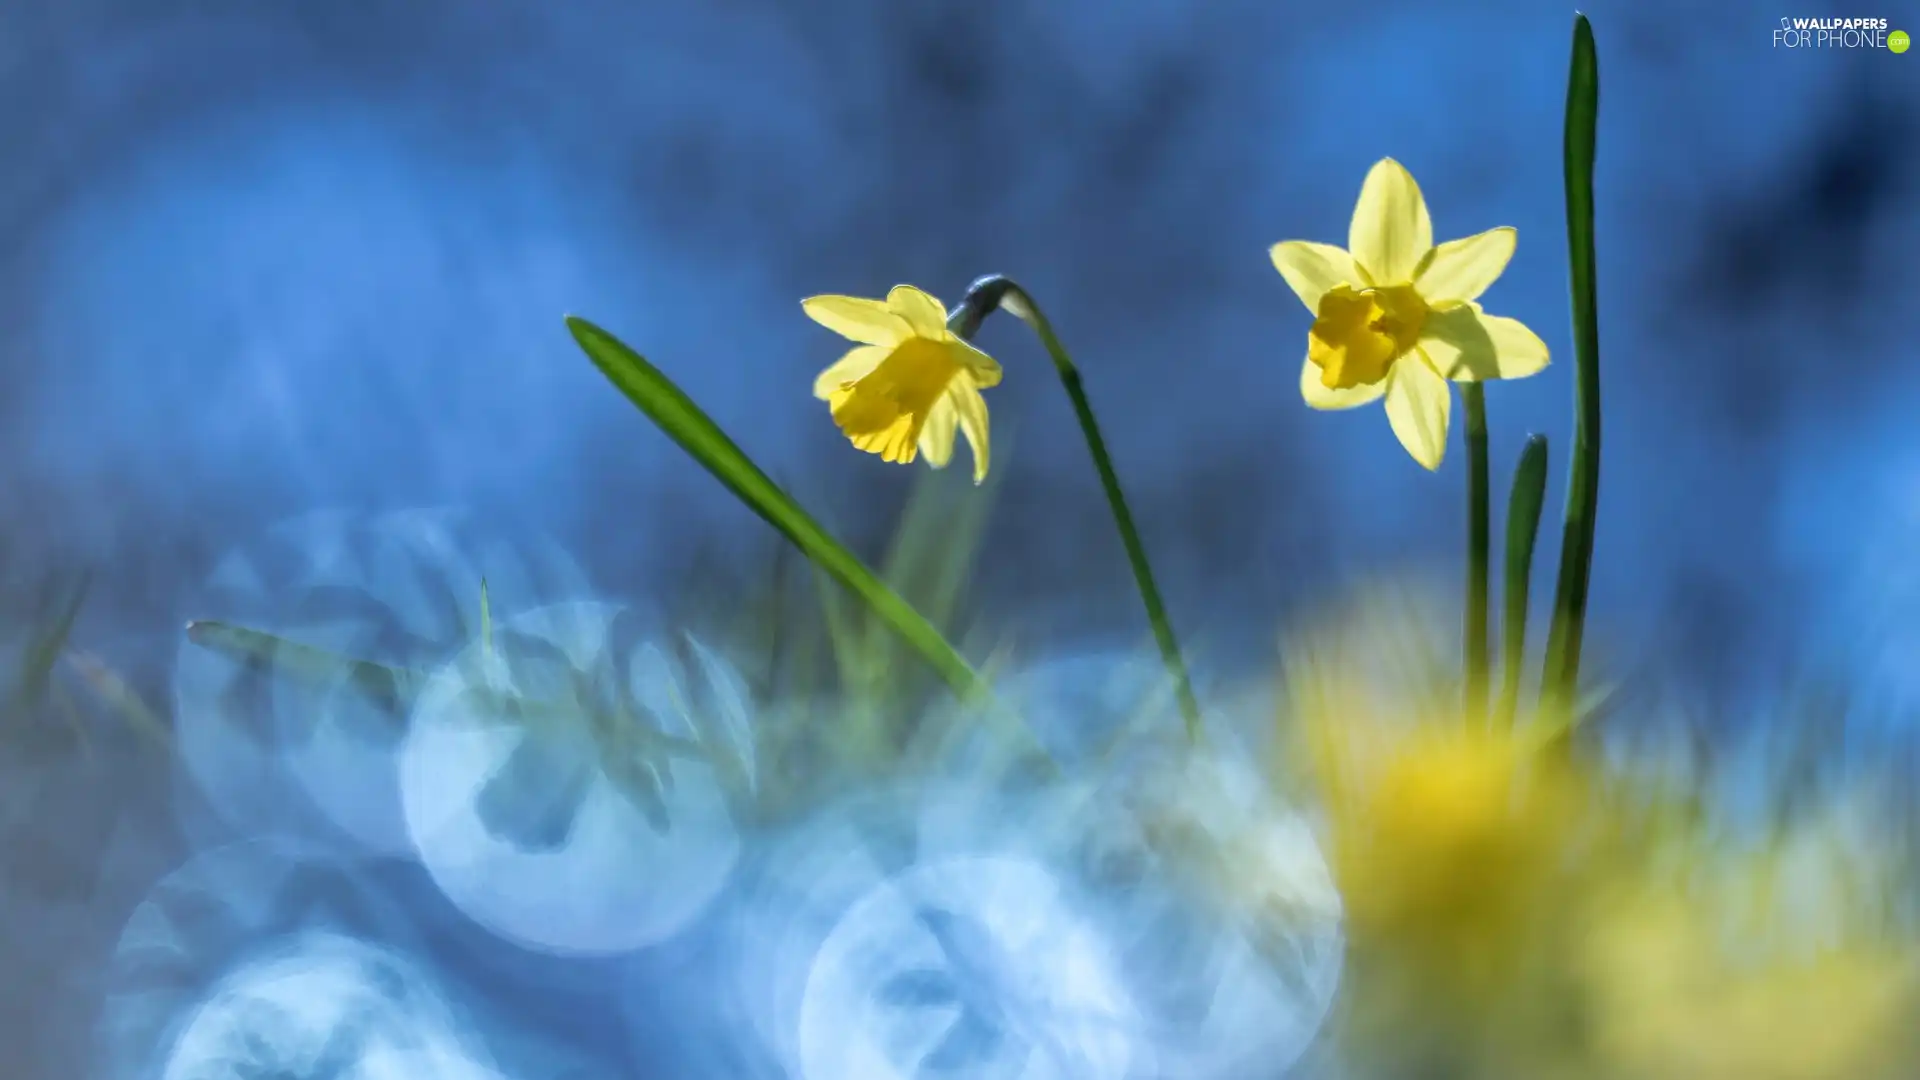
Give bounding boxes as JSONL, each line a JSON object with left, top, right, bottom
{"left": 1, "top": 1, "right": 1916, "bottom": 1077}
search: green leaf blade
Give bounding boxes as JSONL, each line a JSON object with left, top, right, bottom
{"left": 1541, "top": 12, "right": 1603, "bottom": 719}
{"left": 563, "top": 315, "right": 984, "bottom": 701}
{"left": 1498, "top": 433, "right": 1550, "bottom": 731}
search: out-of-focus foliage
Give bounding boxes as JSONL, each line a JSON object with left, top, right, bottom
{"left": 664, "top": 460, "right": 1009, "bottom": 824}
{"left": 1277, "top": 586, "right": 1920, "bottom": 1080}
{"left": 0, "top": 563, "right": 167, "bottom": 814}
{"left": 1579, "top": 800, "right": 1918, "bottom": 1080}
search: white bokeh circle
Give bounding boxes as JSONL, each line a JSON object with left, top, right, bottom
{"left": 692, "top": 786, "right": 908, "bottom": 1077}
{"left": 154, "top": 932, "right": 502, "bottom": 1080}
{"left": 1112, "top": 742, "right": 1345, "bottom": 1078}
{"left": 94, "top": 838, "right": 462, "bottom": 1080}
{"left": 799, "top": 854, "right": 1142, "bottom": 1080}
{"left": 400, "top": 601, "right": 745, "bottom": 957}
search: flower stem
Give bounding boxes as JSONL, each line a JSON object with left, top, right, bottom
{"left": 1498, "top": 434, "right": 1549, "bottom": 730}
{"left": 949, "top": 274, "right": 1205, "bottom": 744}
{"left": 1541, "top": 13, "right": 1602, "bottom": 723}
{"left": 1462, "top": 383, "right": 1491, "bottom": 725}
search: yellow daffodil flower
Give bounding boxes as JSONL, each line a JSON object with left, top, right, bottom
{"left": 1270, "top": 158, "right": 1550, "bottom": 470}
{"left": 803, "top": 284, "right": 1001, "bottom": 484}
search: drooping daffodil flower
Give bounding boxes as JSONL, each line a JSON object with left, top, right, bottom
{"left": 804, "top": 285, "right": 1001, "bottom": 484}
{"left": 1270, "top": 158, "right": 1550, "bottom": 470}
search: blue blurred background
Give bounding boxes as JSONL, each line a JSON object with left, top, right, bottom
{"left": 0, "top": 1, "right": 1916, "bottom": 1077}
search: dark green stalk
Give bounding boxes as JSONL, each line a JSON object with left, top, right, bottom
{"left": 1462, "top": 383, "right": 1491, "bottom": 725}
{"left": 1541, "top": 13, "right": 1602, "bottom": 720}
{"left": 949, "top": 275, "right": 1204, "bottom": 743}
{"left": 1498, "top": 435, "right": 1549, "bottom": 730}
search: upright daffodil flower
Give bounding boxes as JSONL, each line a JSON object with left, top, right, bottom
{"left": 803, "top": 284, "right": 1001, "bottom": 484}
{"left": 1271, "top": 158, "right": 1550, "bottom": 470}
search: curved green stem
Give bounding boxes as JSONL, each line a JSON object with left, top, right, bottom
{"left": 1541, "top": 13, "right": 1602, "bottom": 722}
{"left": 1462, "top": 383, "right": 1490, "bottom": 725}
{"left": 1498, "top": 434, "right": 1549, "bottom": 731}
{"left": 949, "top": 275, "right": 1205, "bottom": 743}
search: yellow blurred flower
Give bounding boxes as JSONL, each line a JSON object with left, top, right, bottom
{"left": 803, "top": 284, "right": 1002, "bottom": 483}
{"left": 1270, "top": 158, "right": 1550, "bottom": 470}
{"left": 1275, "top": 588, "right": 1651, "bottom": 1074}
{"left": 1291, "top": 679, "right": 1602, "bottom": 1072}
{"left": 1310, "top": 715, "right": 1590, "bottom": 963}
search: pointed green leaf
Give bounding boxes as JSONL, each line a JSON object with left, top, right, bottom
{"left": 565, "top": 315, "right": 984, "bottom": 701}
{"left": 1542, "top": 12, "right": 1603, "bottom": 717}
{"left": 1497, "top": 434, "right": 1549, "bottom": 730}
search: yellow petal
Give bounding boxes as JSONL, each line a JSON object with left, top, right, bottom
{"left": 886, "top": 285, "right": 951, "bottom": 338}
{"left": 917, "top": 394, "right": 959, "bottom": 468}
{"left": 802, "top": 294, "right": 910, "bottom": 345}
{"left": 812, "top": 344, "right": 889, "bottom": 400}
{"left": 1300, "top": 354, "right": 1387, "bottom": 411}
{"left": 1348, "top": 158, "right": 1432, "bottom": 285}
{"left": 1415, "top": 226, "right": 1515, "bottom": 303}
{"left": 1419, "top": 304, "right": 1550, "bottom": 383}
{"left": 1476, "top": 313, "right": 1551, "bottom": 379}
{"left": 1384, "top": 353, "right": 1451, "bottom": 470}
{"left": 848, "top": 417, "right": 919, "bottom": 463}
{"left": 1269, "top": 240, "right": 1362, "bottom": 311}
{"left": 947, "top": 336, "right": 1003, "bottom": 389}
{"left": 946, "top": 379, "right": 991, "bottom": 484}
